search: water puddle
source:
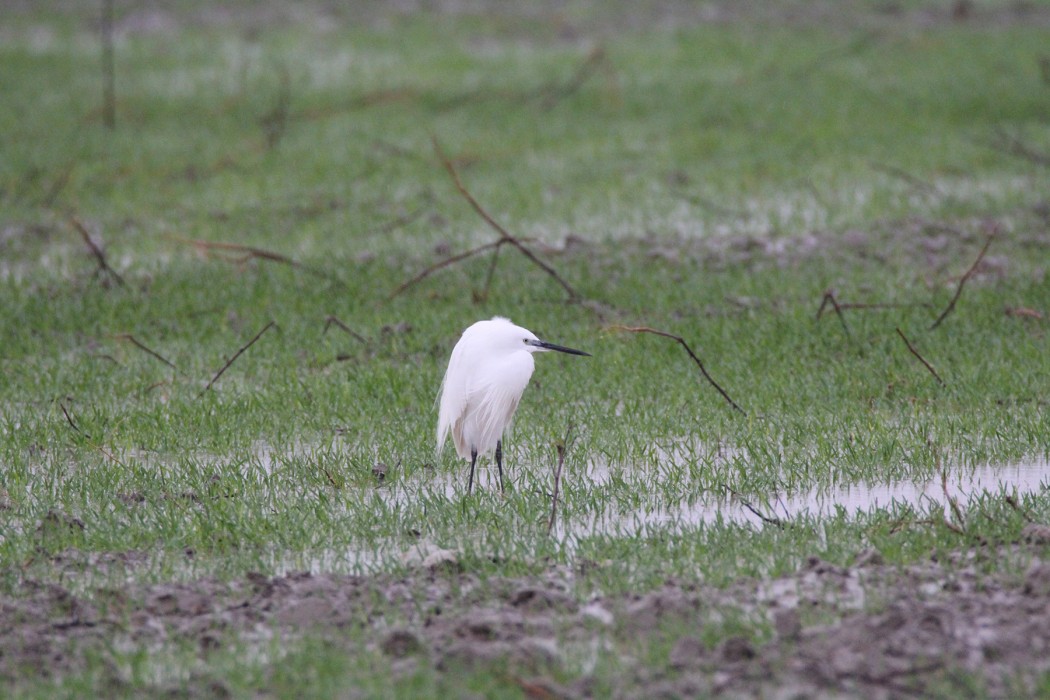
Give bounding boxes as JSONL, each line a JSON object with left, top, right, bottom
{"left": 566, "top": 460, "right": 1049, "bottom": 537}
{"left": 123, "top": 441, "right": 1048, "bottom": 545}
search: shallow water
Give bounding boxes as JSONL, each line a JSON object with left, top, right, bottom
{"left": 130, "top": 441, "right": 1048, "bottom": 544}
{"left": 571, "top": 460, "right": 1049, "bottom": 537}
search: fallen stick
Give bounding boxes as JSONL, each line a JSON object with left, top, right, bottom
{"left": 870, "top": 161, "right": 940, "bottom": 197}
{"left": 547, "top": 423, "right": 575, "bottom": 537}
{"left": 59, "top": 401, "right": 89, "bottom": 438}
{"left": 71, "top": 217, "right": 125, "bottom": 287}
{"left": 895, "top": 327, "right": 945, "bottom": 386}
{"left": 200, "top": 321, "right": 276, "bottom": 396}
{"left": 476, "top": 244, "right": 503, "bottom": 303}
{"left": 322, "top": 316, "right": 369, "bottom": 344}
{"left": 537, "top": 47, "right": 607, "bottom": 111}
{"left": 608, "top": 325, "right": 746, "bottom": 416}
{"left": 389, "top": 240, "right": 503, "bottom": 299}
{"left": 430, "top": 136, "right": 580, "bottom": 301}
{"left": 114, "top": 334, "right": 176, "bottom": 370}
{"left": 990, "top": 127, "right": 1050, "bottom": 169}
{"left": 929, "top": 230, "right": 995, "bottom": 330}
{"left": 260, "top": 64, "right": 291, "bottom": 150}
{"left": 815, "top": 291, "right": 851, "bottom": 340}
{"left": 722, "top": 484, "right": 784, "bottom": 528}
{"left": 837, "top": 302, "right": 933, "bottom": 311}
{"left": 169, "top": 235, "right": 346, "bottom": 289}
{"left": 940, "top": 465, "right": 966, "bottom": 530}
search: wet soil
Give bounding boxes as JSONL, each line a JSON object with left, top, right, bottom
{"left": 5, "top": 542, "right": 1050, "bottom": 697}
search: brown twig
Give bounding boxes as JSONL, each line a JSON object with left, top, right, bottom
{"left": 71, "top": 217, "right": 126, "bottom": 287}
{"left": 815, "top": 291, "right": 851, "bottom": 340}
{"left": 370, "top": 194, "right": 432, "bottom": 235}
{"left": 199, "top": 321, "right": 276, "bottom": 396}
{"left": 322, "top": 315, "right": 369, "bottom": 344}
{"left": 59, "top": 401, "right": 89, "bottom": 438}
{"left": 990, "top": 127, "right": 1050, "bottom": 169}
{"left": 888, "top": 516, "right": 967, "bottom": 537}
{"left": 260, "top": 64, "right": 291, "bottom": 150}
{"left": 389, "top": 240, "right": 504, "bottom": 299}
{"left": 476, "top": 244, "right": 502, "bottom": 303}
{"left": 429, "top": 136, "right": 580, "bottom": 301}
{"left": 722, "top": 484, "right": 784, "bottom": 528}
{"left": 1005, "top": 494, "right": 1035, "bottom": 523}
{"left": 169, "top": 235, "right": 346, "bottom": 289}
{"left": 537, "top": 47, "right": 607, "bottom": 111}
{"left": 114, "top": 334, "right": 176, "bottom": 370}
{"left": 870, "top": 161, "right": 940, "bottom": 197}
{"left": 837, "top": 302, "right": 933, "bottom": 311}
{"left": 895, "top": 328, "right": 945, "bottom": 386}
{"left": 42, "top": 161, "right": 76, "bottom": 208}
{"left": 608, "top": 325, "right": 746, "bottom": 416}
{"left": 547, "top": 423, "right": 575, "bottom": 537}
{"left": 940, "top": 464, "right": 966, "bottom": 530}
{"left": 929, "top": 230, "right": 996, "bottom": 330}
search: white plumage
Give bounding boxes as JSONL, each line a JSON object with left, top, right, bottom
{"left": 437, "top": 316, "right": 589, "bottom": 493}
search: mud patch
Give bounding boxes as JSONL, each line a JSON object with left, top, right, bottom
{"left": 3, "top": 543, "right": 1050, "bottom": 695}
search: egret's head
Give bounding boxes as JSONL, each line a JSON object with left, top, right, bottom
{"left": 492, "top": 319, "right": 590, "bottom": 357}
{"left": 477, "top": 317, "right": 590, "bottom": 357}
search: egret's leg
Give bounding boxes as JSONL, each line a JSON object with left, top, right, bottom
{"left": 467, "top": 448, "right": 478, "bottom": 495}
{"left": 496, "top": 440, "right": 504, "bottom": 494}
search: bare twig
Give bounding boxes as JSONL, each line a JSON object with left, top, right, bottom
{"left": 940, "top": 464, "right": 966, "bottom": 530}
{"left": 71, "top": 217, "right": 125, "bottom": 287}
{"left": 671, "top": 188, "right": 748, "bottom": 218}
{"left": 1005, "top": 494, "right": 1035, "bottom": 523}
{"left": 870, "top": 161, "right": 939, "bottom": 197}
{"left": 389, "top": 240, "right": 504, "bottom": 299}
{"left": 1005, "top": 306, "right": 1044, "bottom": 321}
{"left": 889, "top": 517, "right": 965, "bottom": 537}
{"left": 547, "top": 423, "right": 575, "bottom": 536}
{"left": 200, "top": 321, "right": 276, "bottom": 396}
{"left": 322, "top": 315, "right": 369, "bottom": 344}
{"left": 816, "top": 291, "right": 851, "bottom": 340}
{"left": 722, "top": 484, "right": 784, "bottom": 528}
{"left": 261, "top": 64, "right": 291, "bottom": 149}
{"left": 169, "top": 235, "right": 346, "bottom": 289}
{"left": 114, "top": 334, "right": 176, "bottom": 370}
{"left": 895, "top": 327, "right": 945, "bottom": 386}
{"left": 59, "top": 401, "right": 89, "bottom": 438}
{"left": 476, "top": 244, "right": 502, "bottom": 303}
{"left": 929, "top": 229, "right": 995, "bottom": 330}
{"left": 321, "top": 466, "right": 342, "bottom": 489}
{"left": 370, "top": 194, "right": 432, "bottom": 235}
{"left": 429, "top": 136, "right": 580, "bottom": 301}
{"left": 41, "top": 161, "right": 76, "bottom": 208}
{"left": 790, "top": 31, "right": 878, "bottom": 79}
{"left": 837, "top": 302, "right": 933, "bottom": 311}
{"left": 537, "top": 47, "right": 607, "bottom": 111}
{"left": 990, "top": 127, "right": 1050, "bottom": 169}
{"left": 608, "top": 325, "right": 746, "bottom": 416}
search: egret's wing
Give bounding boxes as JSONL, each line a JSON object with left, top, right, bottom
{"left": 436, "top": 339, "right": 470, "bottom": 457}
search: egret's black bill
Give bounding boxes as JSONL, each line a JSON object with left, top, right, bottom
{"left": 529, "top": 339, "right": 591, "bottom": 356}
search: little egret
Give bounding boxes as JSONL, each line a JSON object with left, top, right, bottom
{"left": 437, "top": 316, "right": 590, "bottom": 494}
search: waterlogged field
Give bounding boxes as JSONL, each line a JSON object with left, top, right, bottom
{"left": 3, "top": 1, "right": 1050, "bottom": 697}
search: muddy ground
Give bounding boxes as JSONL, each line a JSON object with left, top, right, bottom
{"left": 5, "top": 532, "right": 1050, "bottom": 697}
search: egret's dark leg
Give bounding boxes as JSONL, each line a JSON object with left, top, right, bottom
{"left": 467, "top": 448, "right": 478, "bottom": 495}
{"left": 496, "top": 440, "right": 504, "bottom": 494}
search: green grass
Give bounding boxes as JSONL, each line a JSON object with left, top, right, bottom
{"left": 3, "top": 1, "right": 1050, "bottom": 696}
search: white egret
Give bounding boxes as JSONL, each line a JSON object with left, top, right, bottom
{"left": 437, "top": 316, "right": 590, "bottom": 494}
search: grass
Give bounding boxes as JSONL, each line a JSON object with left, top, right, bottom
{"left": 3, "top": 1, "right": 1050, "bottom": 696}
